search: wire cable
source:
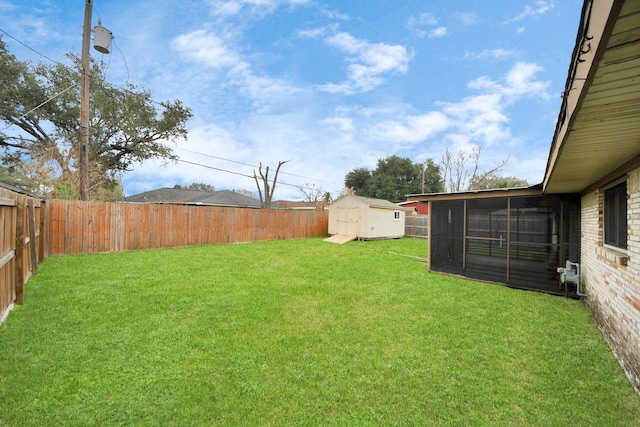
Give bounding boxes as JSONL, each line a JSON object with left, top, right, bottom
{"left": 112, "top": 39, "right": 130, "bottom": 83}
{"left": 0, "top": 27, "right": 68, "bottom": 68}
{"left": 174, "top": 158, "right": 318, "bottom": 191}
{"left": 0, "top": 27, "right": 172, "bottom": 111}
{"left": 0, "top": 82, "right": 78, "bottom": 132}
{"left": 175, "top": 147, "right": 328, "bottom": 183}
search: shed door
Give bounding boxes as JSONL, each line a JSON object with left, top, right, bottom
{"left": 337, "top": 207, "right": 359, "bottom": 236}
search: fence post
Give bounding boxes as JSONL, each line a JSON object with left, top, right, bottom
{"left": 14, "top": 195, "right": 25, "bottom": 305}
{"left": 28, "top": 198, "right": 38, "bottom": 275}
{"left": 39, "top": 199, "right": 47, "bottom": 260}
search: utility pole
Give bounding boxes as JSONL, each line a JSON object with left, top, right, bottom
{"left": 79, "top": 0, "right": 92, "bottom": 200}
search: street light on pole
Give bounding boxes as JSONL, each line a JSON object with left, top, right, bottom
{"left": 80, "top": 0, "right": 112, "bottom": 200}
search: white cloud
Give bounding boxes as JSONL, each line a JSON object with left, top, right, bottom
{"left": 504, "top": 62, "right": 550, "bottom": 97}
{"left": 172, "top": 29, "right": 248, "bottom": 72}
{"left": 321, "top": 116, "right": 355, "bottom": 138}
{"left": 429, "top": 26, "right": 447, "bottom": 38}
{"left": 454, "top": 12, "right": 478, "bottom": 25}
{"left": 359, "top": 61, "right": 550, "bottom": 153}
{"left": 318, "top": 32, "right": 412, "bottom": 94}
{"left": 172, "top": 29, "right": 302, "bottom": 109}
{"left": 413, "top": 12, "right": 438, "bottom": 26}
{"left": 509, "top": 1, "right": 554, "bottom": 22}
{"left": 464, "top": 48, "right": 517, "bottom": 60}
{"left": 297, "top": 26, "right": 330, "bottom": 39}
{"left": 407, "top": 12, "right": 443, "bottom": 38}
{"left": 321, "top": 8, "right": 350, "bottom": 20}
{"left": 208, "top": 0, "right": 310, "bottom": 16}
{"left": 440, "top": 93, "right": 510, "bottom": 145}
{"left": 372, "top": 111, "right": 450, "bottom": 144}
{"left": 468, "top": 62, "right": 550, "bottom": 100}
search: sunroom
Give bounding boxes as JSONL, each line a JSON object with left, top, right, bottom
{"left": 408, "top": 186, "right": 581, "bottom": 295}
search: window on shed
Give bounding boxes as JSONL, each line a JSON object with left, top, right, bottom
{"left": 394, "top": 211, "right": 401, "bottom": 220}
{"left": 604, "top": 180, "right": 627, "bottom": 250}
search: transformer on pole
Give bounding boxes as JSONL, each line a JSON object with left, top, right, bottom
{"left": 80, "top": 1, "right": 112, "bottom": 200}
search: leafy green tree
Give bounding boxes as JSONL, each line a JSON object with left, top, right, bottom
{"left": 368, "top": 156, "right": 421, "bottom": 202}
{"left": 344, "top": 155, "right": 441, "bottom": 203}
{"left": 344, "top": 167, "right": 372, "bottom": 195}
{"left": 0, "top": 36, "right": 192, "bottom": 199}
{"left": 422, "top": 158, "right": 444, "bottom": 193}
{"left": 322, "top": 191, "right": 333, "bottom": 204}
{"left": 469, "top": 174, "right": 529, "bottom": 190}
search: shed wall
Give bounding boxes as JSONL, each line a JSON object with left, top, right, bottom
{"left": 581, "top": 167, "right": 640, "bottom": 393}
{"left": 328, "top": 206, "right": 359, "bottom": 236}
{"left": 327, "top": 197, "right": 363, "bottom": 236}
{"left": 362, "top": 208, "right": 405, "bottom": 239}
{"left": 327, "top": 196, "right": 404, "bottom": 239}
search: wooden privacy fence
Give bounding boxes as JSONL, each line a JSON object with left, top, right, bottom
{"left": 0, "top": 186, "right": 43, "bottom": 321}
{"left": 405, "top": 215, "right": 428, "bottom": 239}
{"left": 46, "top": 200, "right": 329, "bottom": 256}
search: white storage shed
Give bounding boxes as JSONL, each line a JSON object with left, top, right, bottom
{"left": 328, "top": 194, "right": 405, "bottom": 240}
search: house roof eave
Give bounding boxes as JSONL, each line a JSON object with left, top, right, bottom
{"left": 543, "top": 0, "right": 640, "bottom": 194}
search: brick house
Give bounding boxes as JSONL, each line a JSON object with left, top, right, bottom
{"left": 407, "top": 0, "right": 640, "bottom": 393}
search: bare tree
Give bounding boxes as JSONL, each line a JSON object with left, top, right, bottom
{"left": 441, "top": 147, "right": 509, "bottom": 192}
{"left": 235, "top": 189, "right": 257, "bottom": 198}
{"left": 298, "top": 183, "right": 324, "bottom": 203}
{"left": 253, "top": 160, "right": 288, "bottom": 209}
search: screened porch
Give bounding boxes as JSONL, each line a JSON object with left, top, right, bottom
{"left": 429, "top": 194, "right": 580, "bottom": 295}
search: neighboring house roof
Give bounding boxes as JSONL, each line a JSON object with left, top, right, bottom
{"left": 331, "top": 194, "right": 401, "bottom": 210}
{"left": 199, "top": 190, "right": 262, "bottom": 208}
{"left": 544, "top": 0, "right": 640, "bottom": 194}
{"left": 125, "top": 188, "right": 209, "bottom": 203}
{"left": 125, "top": 188, "right": 262, "bottom": 208}
{"left": 272, "top": 200, "right": 325, "bottom": 210}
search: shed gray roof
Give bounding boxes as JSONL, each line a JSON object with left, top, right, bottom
{"left": 331, "top": 194, "right": 399, "bottom": 210}
{"left": 125, "top": 188, "right": 261, "bottom": 208}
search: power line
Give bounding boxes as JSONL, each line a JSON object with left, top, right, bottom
{"left": 174, "top": 158, "right": 318, "bottom": 191}
{"left": 0, "top": 82, "right": 78, "bottom": 132}
{"left": 175, "top": 147, "right": 258, "bottom": 169}
{"left": 0, "top": 26, "right": 171, "bottom": 110}
{"left": 175, "top": 147, "right": 328, "bottom": 183}
{"left": 0, "top": 27, "right": 68, "bottom": 68}
{"left": 176, "top": 159, "right": 253, "bottom": 179}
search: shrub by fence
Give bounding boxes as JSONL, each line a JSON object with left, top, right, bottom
{"left": 46, "top": 200, "right": 329, "bottom": 256}
{"left": 405, "top": 215, "right": 428, "bottom": 239}
{"left": 0, "top": 186, "right": 43, "bottom": 321}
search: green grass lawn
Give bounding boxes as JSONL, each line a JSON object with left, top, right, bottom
{"left": 1, "top": 238, "right": 638, "bottom": 426}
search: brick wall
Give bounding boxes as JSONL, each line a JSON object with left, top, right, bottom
{"left": 581, "top": 168, "right": 640, "bottom": 394}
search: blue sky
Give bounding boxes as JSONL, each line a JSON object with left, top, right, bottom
{"left": 0, "top": 0, "right": 583, "bottom": 200}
